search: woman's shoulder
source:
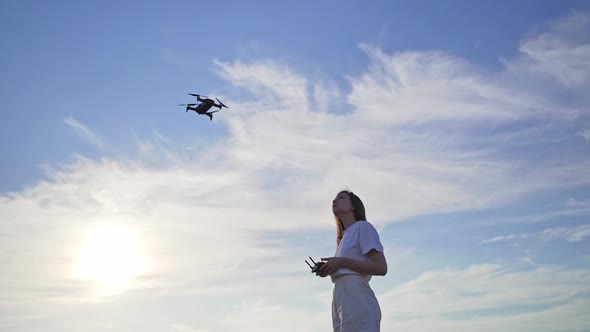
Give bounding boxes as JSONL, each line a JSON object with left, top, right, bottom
{"left": 352, "top": 220, "right": 376, "bottom": 230}
{"left": 356, "top": 220, "right": 380, "bottom": 232}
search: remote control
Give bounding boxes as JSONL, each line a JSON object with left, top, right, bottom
{"left": 305, "top": 256, "right": 325, "bottom": 276}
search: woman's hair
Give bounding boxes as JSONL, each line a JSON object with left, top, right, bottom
{"left": 334, "top": 190, "right": 366, "bottom": 245}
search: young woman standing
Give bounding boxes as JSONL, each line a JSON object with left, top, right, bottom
{"left": 320, "top": 190, "right": 387, "bottom": 332}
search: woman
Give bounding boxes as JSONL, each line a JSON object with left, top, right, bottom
{"left": 320, "top": 190, "right": 387, "bottom": 332}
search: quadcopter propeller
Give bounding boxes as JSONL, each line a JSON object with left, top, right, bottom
{"left": 188, "top": 93, "right": 208, "bottom": 98}
{"left": 216, "top": 97, "right": 228, "bottom": 109}
{"left": 178, "top": 103, "right": 198, "bottom": 106}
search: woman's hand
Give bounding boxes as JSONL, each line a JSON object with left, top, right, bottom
{"left": 319, "top": 257, "right": 346, "bottom": 276}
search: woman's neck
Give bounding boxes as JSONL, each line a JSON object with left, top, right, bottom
{"left": 338, "top": 214, "right": 357, "bottom": 230}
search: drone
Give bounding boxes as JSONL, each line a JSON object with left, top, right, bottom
{"left": 179, "top": 93, "right": 228, "bottom": 121}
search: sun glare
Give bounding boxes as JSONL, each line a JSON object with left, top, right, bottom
{"left": 76, "top": 226, "right": 146, "bottom": 291}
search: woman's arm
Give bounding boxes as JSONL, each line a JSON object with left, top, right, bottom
{"left": 320, "top": 250, "right": 387, "bottom": 276}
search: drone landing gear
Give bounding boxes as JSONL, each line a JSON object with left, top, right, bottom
{"left": 206, "top": 113, "right": 213, "bottom": 121}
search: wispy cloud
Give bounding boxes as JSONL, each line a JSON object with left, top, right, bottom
{"left": 540, "top": 224, "right": 590, "bottom": 242}
{"left": 380, "top": 264, "right": 590, "bottom": 332}
{"left": 482, "top": 199, "right": 590, "bottom": 225}
{"left": 481, "top": 224, "right": 590, "bottom": 243}
{"left": 208, "top": 12, "right": 590, "bottom": 222}
{"left": 513, "top": 11, "right": 590, "bottom": 91}
{"left": 213, "top": 58, "right": 308, "bottom": 110}
{"left": 64, "top": 117, "right": 105, "bottom": 150}
{"left": 481, "top": 233, "right": 530, "bottom": 243}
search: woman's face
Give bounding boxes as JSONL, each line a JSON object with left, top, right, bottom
{"left": 332, "top": 192, "right": 353, "bottom": 215}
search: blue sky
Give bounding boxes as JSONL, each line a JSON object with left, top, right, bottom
{"left": 1, "top": 1, "right": 590, "bottom": 331}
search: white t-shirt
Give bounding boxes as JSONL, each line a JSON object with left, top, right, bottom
{"left": 331, "top": 220, "right": 384, "bottom": 281}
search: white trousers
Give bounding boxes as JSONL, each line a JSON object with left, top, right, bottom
{"left": 332, "top": 274, "right": 381, "bottom": 332}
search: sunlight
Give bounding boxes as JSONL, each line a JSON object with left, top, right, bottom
{"left": 76, "top": 226, "right": 147, "bottom": 292}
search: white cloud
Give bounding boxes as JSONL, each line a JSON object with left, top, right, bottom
{"left": 205, "top": 13, "right": 590, "bottom": 223}
{"left": 213, "top": 58, "right": 308, "bottom": 110}
{"left": 481, "top": 224, "right": 590, "bottom": 243}
{"left": 64, "top": 117, "right": 105, "bottom": 150}
{"left": 482, "top": 199, "right": 590, "bottom": 225}
{"left": 214, "top": 297, "right": 330, "bottom": 332}
{"left": 170, "top": 324, "right": 212, "bottom": 332}
{"left": 312, "top": 80, "right": 342, "bottom": 113}
{"left": 481, "top": 233, "right": 530, "bottom": 243}
{"left": 516, "top": 11, "right": 590, "bottom": 90}
{"left": 351, "top": 45, "right": 522, "bottom": 125}
{"left": 541, "top": 224, "right": 590, "bottom": 242}
{"left": 380, "top": 264, "right": 590, "bottom": 332}
{"left": 565, "top": 197, "right": 590, "bottom": 208}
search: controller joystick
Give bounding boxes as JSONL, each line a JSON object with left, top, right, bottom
{"left": 305, "top": 256, "right": 325, "bottom": 276}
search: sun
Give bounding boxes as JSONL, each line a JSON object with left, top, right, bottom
{"left": 76, "top": 226, "right": 147, "bottom": 291}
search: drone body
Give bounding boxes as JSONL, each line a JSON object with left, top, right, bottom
{"left": 179, "top": 93, "right": 228, "bottom": 121}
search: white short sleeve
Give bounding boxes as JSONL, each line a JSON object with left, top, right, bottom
{"left": 359, "top": 221, "right": 384, "bottom": 255}
{"left": 331, "top": 220, "right": 385, "bottom": 280}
